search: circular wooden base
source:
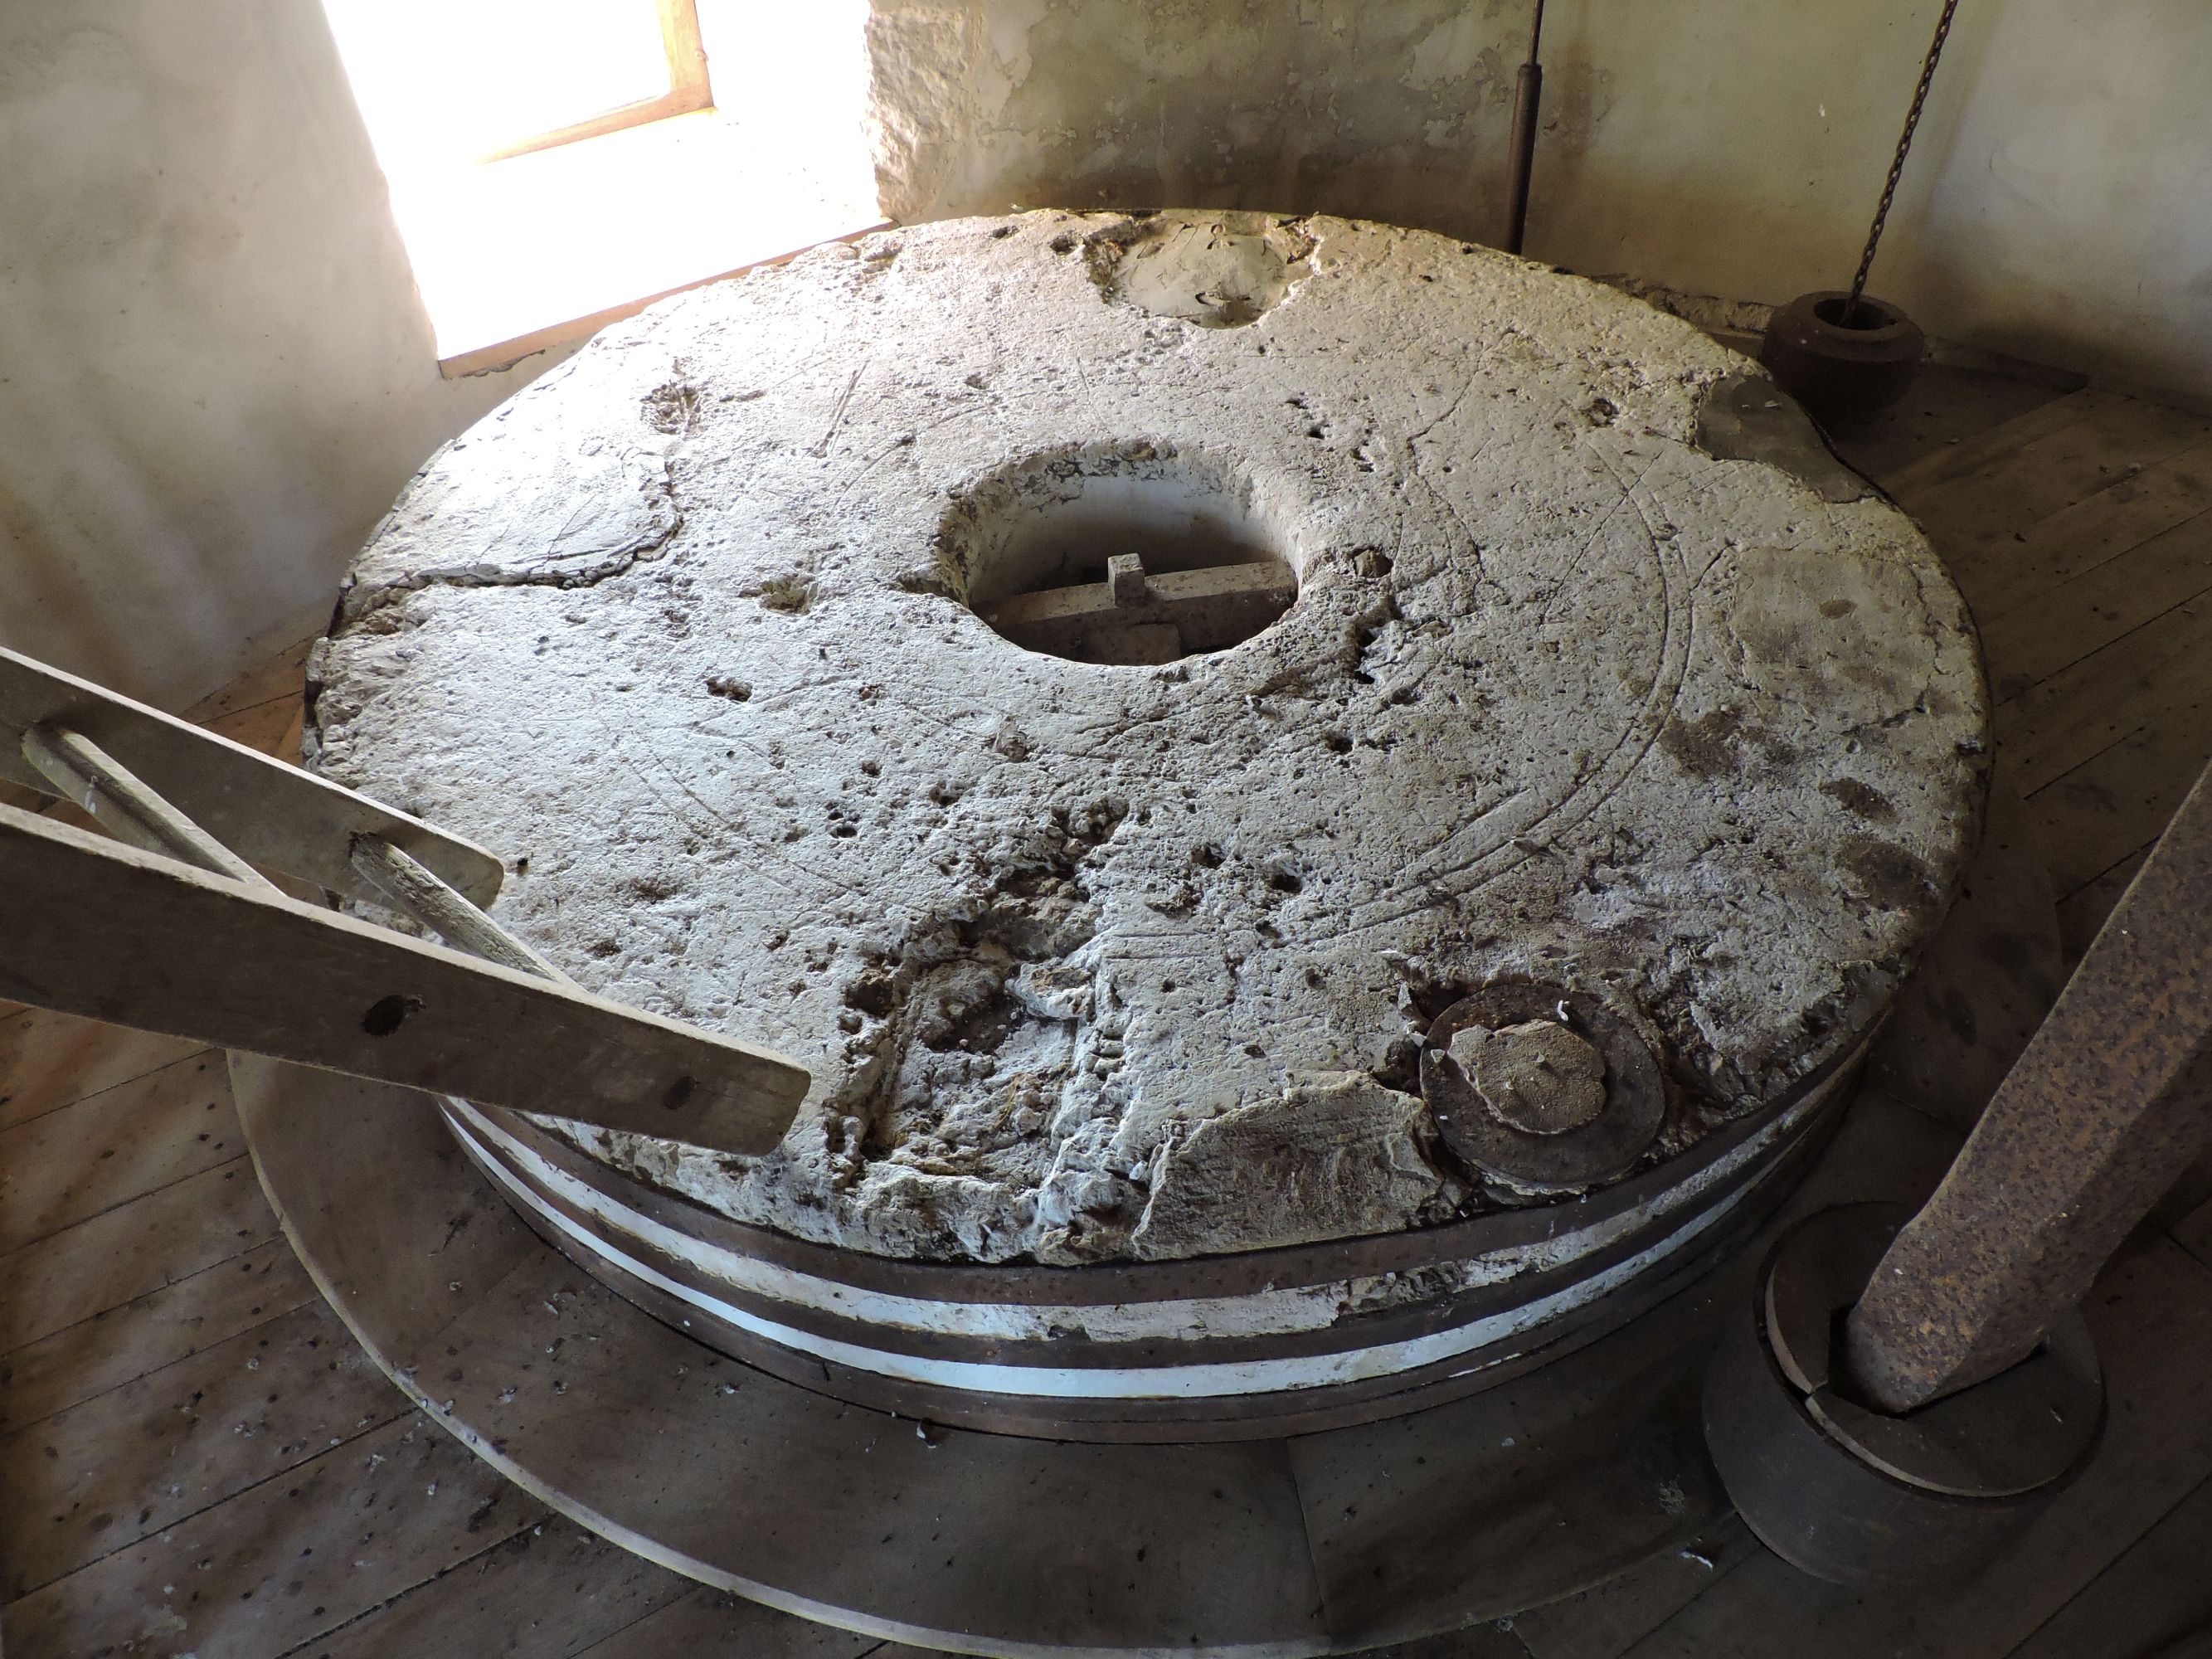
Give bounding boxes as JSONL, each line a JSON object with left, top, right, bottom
{"left": 233, "top": 1052, "right": 1951, "bottom": 1656}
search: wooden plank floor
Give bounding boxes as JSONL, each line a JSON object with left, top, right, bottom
{"left": 7, "top": 367, "right": 2212, "bottom": 1657}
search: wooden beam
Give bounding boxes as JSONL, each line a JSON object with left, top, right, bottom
{"left": 349, "top": 834, "right": 563, "bottom": 980}
{"left": 986, "top": 561, "right": 1297, "bottom": 662}
{"left": 22, "top": 723, "right": 272, "bottom": 889}
{"left": 0, "top": 645, "right": 505, "bottom": 907}
{"left": 0, "top": 804, "right": 810, "bottom": 1156}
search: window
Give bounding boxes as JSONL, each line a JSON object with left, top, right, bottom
{"left": 322, "top": 0, "right": 883, "bottom": 373}
{"left": 476, "top": 0, "right": 714, "bottom": 163}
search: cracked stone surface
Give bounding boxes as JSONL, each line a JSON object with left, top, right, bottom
{"left": 308, "top": 210, "right": 1986, "bottom": 1266}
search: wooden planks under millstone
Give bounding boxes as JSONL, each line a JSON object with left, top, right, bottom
{"left": 0, "top": 1237, "right": 319, "bottom": 1435}
{"left": 231, "top": 1056, "right": 1335, "bottom": 1658}
{"left": 299, "top": 1516, "right": 700, "bottom": 1659}
{"left": 0, "top": 1297, "right": 408, "bottom": 1600}
{"left": 0, "top": 1051, "right": 239, "bottom": 1253}
{"left": 0, "top": 1011, "right": 202, "bottom": 1131}
{"left": 0, "top": 1406, "right": 543, "bottom": 1659}
{"left": 1877, "top": 388, "right": 2127, "bottom": 504}
{"left": 0, "top": 805, "right": 810, "bottom": 1155}
{"left": 575, "top": 1585, "right": 886, "bottom": 1659}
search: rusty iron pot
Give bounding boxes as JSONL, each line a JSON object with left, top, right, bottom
{"left": 1760, "top": 290, "right": 1927, "bottom": 428}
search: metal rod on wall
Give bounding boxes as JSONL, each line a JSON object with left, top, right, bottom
{"left": 1502, "top": 0, "right": 1547, "bottom": 255}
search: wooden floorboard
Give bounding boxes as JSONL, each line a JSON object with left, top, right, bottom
{"left": 1508, "top": 1517, "right": 1759, "bottom": 1659}
{"left": 0, "top": 1153, "right": 279, "bottom": 1365}
{"left": 0, "top": 1051, "right": 241, "bottom": 1254}
{"left": 1868, "top": 386, "right": 2120, "bottom": 501}
{"left": 276, "top": 1515, "right": 702, "bottom": 1659}
{"left": 2029, "top": 712, "right": 2212, "bottom": 895}
{"left": 0, "top": 1014, "right": 204, "bottom": 1133}
{"left": 2004, "top": 1474, "right": 2212, "bottom": 1659}
{"left": 573, "top": 1588, "right": 889, "bottom": 1659}
{"left": 1900, "top": 394, "right": 2212, "bottom": 558}
{"left": 7, "top": 387, "right": 2212, "bottom": 1657}
{"left": 1981, "top": 501, "right": 2212, "bottom": 703}
{"left": 183, "top": 636, "right": 314, "bottom": 727}
{"left": 0, "top": 1237, "right": 319, "bottom": 1436}
{"left": 0, "top": 1410, "right": 544, "bottom": 1659}
{"left": 0, "top": 1298, "right": 408, "bottom": 1601}
{"left": 1957, "top": 440, "right": 2212, "bottom": 628}
{"left": 200, "top": 693, "right": 306, "bottom": 763}
{"left": 1995, "top": 581, "right": 2212, "bottom": 795}
{"left": 1822, "top": 362, "right": 2071, "bottom": 488}
{"left": 2054, "top": 842, "right": 2148, "bottom": 965}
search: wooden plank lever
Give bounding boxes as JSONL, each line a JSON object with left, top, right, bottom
{"left": 0, "top": 647, "right": 811, "bottom": 1156}
{"left": 1, "top": 643, "right": 504, "bottom": 906}
{"left": 22, "top": 720, "right": 271, "bottom": 888}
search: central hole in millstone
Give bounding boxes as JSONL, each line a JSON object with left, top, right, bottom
{"left": 945, "top": 445, "right": 1299, "bottom": 666}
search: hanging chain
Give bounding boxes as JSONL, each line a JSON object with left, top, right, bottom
{"left": 1846, "top": 0, "right": 1962, "bottom": 321}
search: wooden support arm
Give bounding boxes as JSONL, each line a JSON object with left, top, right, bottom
{"left": 349, "top": 834, "right": 566, "bottom": 981}
{"left": 1840, "top": 756, "right": 2212, "bottom": 1411}
{"left": 0, "top": 803, "right": 811, "bottom": 1156}
{"left": 22, "top": 722, "right": 272, "bottom": 889}
{"left": 1, "top": 645, "right": 504, "bottom": 907}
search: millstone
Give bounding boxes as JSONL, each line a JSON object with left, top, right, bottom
{"left": 309, "top": 210, "right": 1985, "bottom": 1268}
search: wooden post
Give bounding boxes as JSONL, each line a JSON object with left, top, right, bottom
{"left": 1841, "top": 757, "right": 2212, "bottom": 1410}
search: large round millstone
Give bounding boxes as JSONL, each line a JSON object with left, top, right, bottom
{"left": 309, "top": 210, "right": 1986, "bottom": 1270}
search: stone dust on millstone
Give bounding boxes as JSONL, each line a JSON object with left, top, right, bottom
{"left": 309, "top": 210, "right": 1987, "bottom": 1267}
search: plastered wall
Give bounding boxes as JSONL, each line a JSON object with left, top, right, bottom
{"left": 868, "top": 0, "right": 2212, "bottom": 404}
{"left": 4, "top": 0, "right": 2205, "bottom": 708}
{"left": 0, "top": 0, "right": 557, "bottom": 708}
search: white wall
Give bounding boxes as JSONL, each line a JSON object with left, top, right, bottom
{"left": 868, "top": 0, "right": 2212, "bottom": 404}
{"left": 5, "top": 0, "right": 2204, "bottom": 713}
{"left": 0, "top": 0, "right": 557, "bottom": 708}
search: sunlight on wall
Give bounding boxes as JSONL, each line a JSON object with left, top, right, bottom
{"left": 321, "top": 0, "right": 882, "bottom": 367}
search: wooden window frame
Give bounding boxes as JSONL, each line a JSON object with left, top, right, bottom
{"left": 479, "top": 0, "right": 712, "bottom": 163}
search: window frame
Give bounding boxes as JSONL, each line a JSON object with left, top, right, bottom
{"left": 477, "top": 0, "right": 712, "bottom": 163}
